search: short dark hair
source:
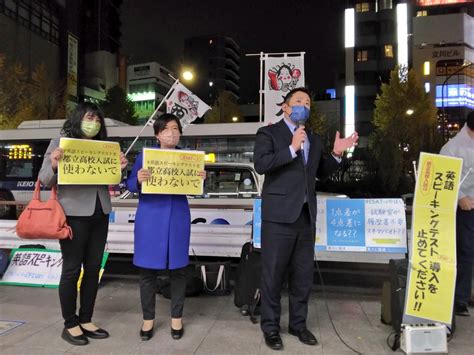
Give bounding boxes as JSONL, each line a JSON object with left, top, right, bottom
{"left": 283, "top": 87, "right": 312, "bottom": 104}
{"left": 467, "top": 111, "right": 474, "bottom": 130}
{"left": 62, "top": 102, "right": 107, "bottom": 140}
{"left": 153, "top": 113, "right": 182, "bottom": 135}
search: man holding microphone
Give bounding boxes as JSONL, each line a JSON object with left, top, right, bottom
{"left": 254, "top": 87, "right": 358, "bottom": 350}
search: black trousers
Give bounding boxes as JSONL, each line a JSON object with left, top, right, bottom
{"left": 260, "top": 204, "right": 315, "bottom": 334}
{"left": 140, "top": 267, "right": 186, "bottom": 320}
{"left": 59, "top": 213, "right": 108, "bottom": 329}
{"left": 455, "top": 208, "right": 474, "bottom": 306}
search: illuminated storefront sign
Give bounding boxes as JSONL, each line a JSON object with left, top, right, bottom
{"left": 417, "top": 0, "right": 474, "bottom": 6}
{"left": 127, "top": 92, "right": 156, "bottom": 102}
{"left": 436, "top": 84, "right": 474, "bottom": 108}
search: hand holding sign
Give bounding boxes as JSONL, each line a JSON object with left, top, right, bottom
{"left": 120, "top": 152, "right": 128, "bottom": 170}
{"left": 458, "top": 196, "right": 474, "bottom": 211}
{"left": 137, "top": 168, "right": 152, "bottom": 184}
{"left": 198, "top": 171, "right": 206, "bottom": 180}
{"left": 50, "top": 148, "right": 64, "bottom": 171}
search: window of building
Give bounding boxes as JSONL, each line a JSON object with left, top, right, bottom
{"left": 416, "top": 10, "right": 427, "bottom": 17}
{"left": 133, "top": 66, "right": 150, "bottom": 77}
{"left": 1, "top": 0, "right": 60, "bottom": 45}
{"left": 356, "top": 50, "right": 368, "bottom": 62}
{"left": 357, "top": 96, "right": 376, "bottom": 111}
{"left": 424, "top": 61, "right": 430, "bottom": 76}
{"left": 379, "top": 20, "right": 394, "bottom": 34}
{"left": 356, "top": 2, "right": 370, "bottom": 13}
{"left": 4, "top": 0, "right": 17, "bottom": 14}
{"left": 359, "top": 22, "right": 377, "bottom": 36}
{"left": 384, "top": 45, "right": 394, "bottom": 58}
{"left": 378, "top": 0, "right": 393, "bottom": 11}
{"left": 355, "top": 71, "right": 378, "bottom": 85}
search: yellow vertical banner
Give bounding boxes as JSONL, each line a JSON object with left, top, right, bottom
{"left": 142, "top": 148, "right": 204, "bottom": 195}
{"left": 58, "top": 138, "right": 122, "bottom": 185}
{"left": 405, "top": 152, "right": 463, "bottom": 324}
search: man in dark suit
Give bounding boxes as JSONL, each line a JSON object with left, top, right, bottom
{"left": 254, "top": 87, "right": 358, "bottom": 350}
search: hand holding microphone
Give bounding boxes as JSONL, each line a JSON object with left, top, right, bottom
{"left": 291, "top": 126, "right": 307, "bottom": 152}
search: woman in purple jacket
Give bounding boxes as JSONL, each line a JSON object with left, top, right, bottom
{"left": 126, "top": 113, "right": 204, "bottom": 341}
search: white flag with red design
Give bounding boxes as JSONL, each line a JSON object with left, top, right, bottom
{"left": 166, "top": 82, "right": 211, "bottom": 129}
{"left": 264, "top": 53, "right": 305, "bottom": 124}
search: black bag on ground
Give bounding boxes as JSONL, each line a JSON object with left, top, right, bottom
{"left": 389, "top": 259, "right": 408, "bottom": 332}
{"left": 0, "top": 249, "right": 9, "bottom": 277}
{"left": 156, "top": 266, "right": 203, "bottom": 299}
{"left": 197, "top": 261, "right": 231, "bottom": 296}
{"left": 234, "top": 242, "right": 261, "bottom": 323}
{"left": 381, "top": 281, "right": 392, "bottom": 325}
{"left": 387, "top": 258, "right": 408, "bottom": 350}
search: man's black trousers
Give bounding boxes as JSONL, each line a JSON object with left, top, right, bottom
{"left": 260, "top": 203, "right": 314, "bottom": 334}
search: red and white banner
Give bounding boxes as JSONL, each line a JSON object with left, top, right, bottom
{"left": 264, "top": 53, "right": 305, "bottom": 124}
{"left": 166, "top": 83, "right": 211, "bottom": 129}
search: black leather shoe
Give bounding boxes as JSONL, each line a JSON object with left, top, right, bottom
{"left": 79, "top": 326, "right": 109, "bottom": 339}
{"left": 171, "top": 326, "right": 184, "bottom": 340}
{"left": 140, "top": 327, "right": 154, "bottom": 341}
{"left": 455, "top": 303, "right": 470, "bottom": 317}
{"left": 264, "top": 332, "right": 283, "bottom": 350}
{"left": 61, "top": 328, "right": 89, "bottom": 346}
{"left": 288, "top": 328, "right": 318, "bottom": 346}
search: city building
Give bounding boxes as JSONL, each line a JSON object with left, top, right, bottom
{"left": 412, "top": 1, "right": 474, "bottom": 139}
{"left": 183, "top": 35, "right": 240, "bottom": 105}
{"left": 127, "top": 62, "right": 175, "bottom": 121}
{"left": 79, "top": 0, "right": 123, "bottom": 103}
{"left": 0, "top": 0, "right": 64, "bottom": 82}
{"left": 343, "top": 1, "right": 412, "bottom": 147}
{"left": 0, "top": 0, "right": 123, "bottom": 109}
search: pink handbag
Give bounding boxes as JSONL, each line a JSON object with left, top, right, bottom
{"left": 16, "top": 180, "right": 72, "bottom": 240}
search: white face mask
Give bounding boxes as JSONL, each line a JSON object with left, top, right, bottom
{"left": 158, "top": 130, "right": 180, "bottom": 147}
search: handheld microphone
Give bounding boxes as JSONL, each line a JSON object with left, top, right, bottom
{"left": 298, "top": 120, "right": 305, "bottom": 152}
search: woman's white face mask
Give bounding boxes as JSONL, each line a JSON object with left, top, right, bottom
{"left": 157, "top": 121, "right": 180, "bottom": 147}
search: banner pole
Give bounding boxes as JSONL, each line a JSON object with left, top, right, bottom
{"left": 460, "top": 168, "right": 472, "bottom": 186}
{"left": 124, "top": 78, "right": 179, "bottom": 157}
{"left": 259, "top": 52, "right": 264, "bottom": 123}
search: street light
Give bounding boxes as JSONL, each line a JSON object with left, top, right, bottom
{"left": 441, "top": 61, "right": 473, "bottom": 142}
{"left": 406, "top": 109, "right": 414, "bottom": 116}
{"left": 181, "top": 70, "right": 194, "bottom": 81}
{"left": 232, "top": 116, "right": 238, "bottom": 122}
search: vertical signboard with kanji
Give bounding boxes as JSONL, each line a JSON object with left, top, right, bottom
{"left": 67, "top": 33, "right": 78, "bottom": 99}
{"left": 405, "top": 152, "right": 463, "bottom": 324}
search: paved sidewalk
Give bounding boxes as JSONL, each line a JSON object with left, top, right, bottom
{"left": 1, "top": 279, "right": 472, "bottom": 354}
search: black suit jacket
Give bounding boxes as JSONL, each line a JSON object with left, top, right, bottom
{"left": 254, "top": 119, "right": 340, "bottom": 224}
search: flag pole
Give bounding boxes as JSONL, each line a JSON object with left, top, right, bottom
{"left": 460, "top": 168, "right": 472, "bottom": 186}
{"left": 124, "top": 78, "right": 179, "bottom": 157}
{"left": 259, "top": 52, "right": 264, "bottom": 123}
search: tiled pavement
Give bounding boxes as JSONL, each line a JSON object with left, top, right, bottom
{"left": 1, "top": 279, "right": 473, "bottom": 354}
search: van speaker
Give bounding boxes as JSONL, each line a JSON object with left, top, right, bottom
{"left": 400, "top": 323, "right": 447, "bottom": 354}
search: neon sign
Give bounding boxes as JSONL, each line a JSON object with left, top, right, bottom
{"left": 417, "top": 0, "right": 474, "bottom": 6}
{"left": 436, "top": 84, "right": 474, "bottom": 109}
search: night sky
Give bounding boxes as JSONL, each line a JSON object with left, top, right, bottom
{"left": 121, "top": 0, "right": 347, "bottom": 103}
